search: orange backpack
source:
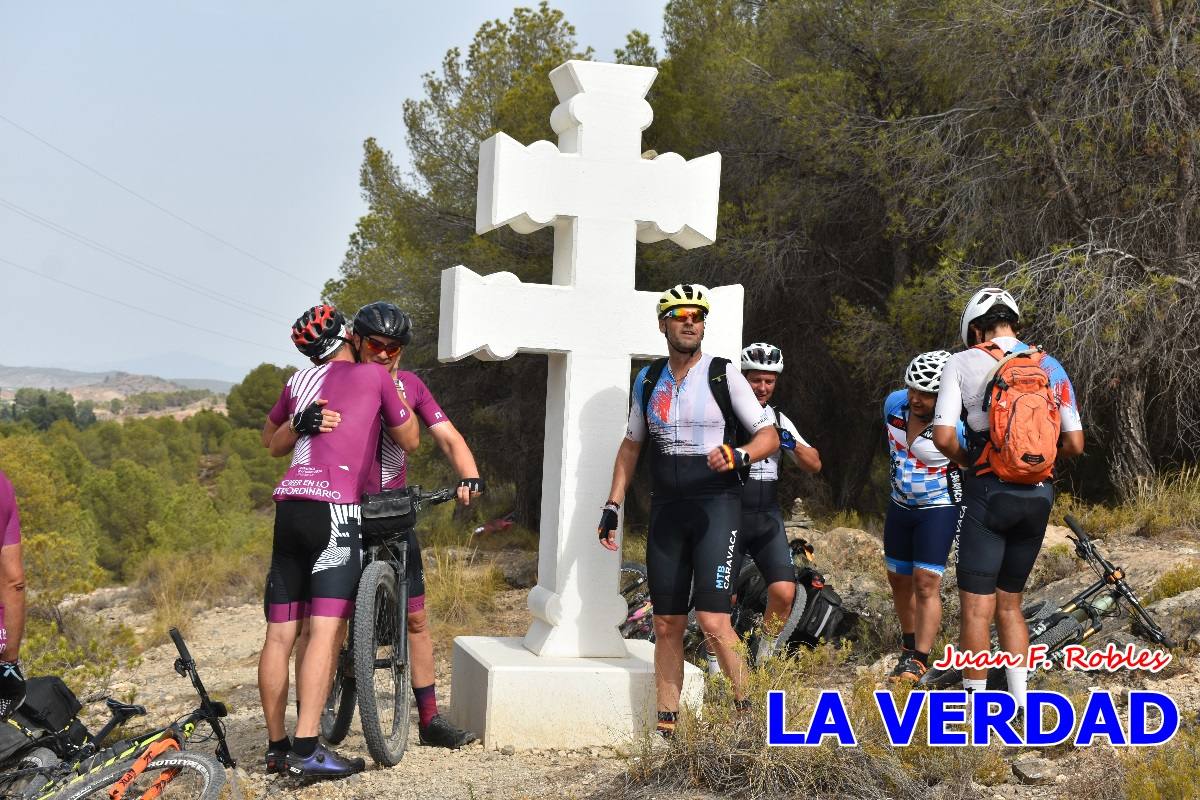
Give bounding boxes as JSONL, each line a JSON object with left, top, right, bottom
{"left": 974, "top": 343, "right": 1061, "bottom": 483}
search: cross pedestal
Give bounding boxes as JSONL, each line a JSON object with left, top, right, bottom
{"left": 440, "top": 60, "right": 740, "bottom": 749}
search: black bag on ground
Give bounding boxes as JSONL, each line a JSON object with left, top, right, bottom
{"left": 0, "top": 677, "right": 87, "bottom": 764}
{"left": 790, "top": 567, "right": 847, "bottom": 647}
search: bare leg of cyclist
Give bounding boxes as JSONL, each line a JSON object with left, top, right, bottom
{"left": 294, "top": 616, "right": 347, "bottom": 737}
{"left": 695, "top": 611, "right": 747, "bottom": 701}
{"left": 259, "top": 620, "right": 300, "bottom": 741}
{"left": 994, "top": 589, "right": 1031, "bottom": 708}
{"left": 912, "top": 569, "right": 943, "bottom": 656}
{"left": 887, "top": 571, "right": 916, "bottom": 641}
{"left": 958, "top": 589, "right": 996, "bottom": 683}
{"left": 409, "top": 609, "right": 434, "bottom": 688}
{"left": 652, "top": 614, "right": 687, "bottom": 711}
{"left": 763, "top": 580, "right": 796, "bottom": 636}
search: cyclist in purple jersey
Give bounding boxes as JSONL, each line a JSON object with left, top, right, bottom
{"left": 0, "top": 471, "right": 26, "bottom": 719}
{"left": 256, "top": 304, "right": 418, "bottom": 779}
{"left": 350, "top": 301, "right": 481, "bottom": 750}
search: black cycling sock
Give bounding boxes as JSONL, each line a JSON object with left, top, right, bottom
{"left": 656, "top": 710, "right": 678, "bottom": 737}
{"left": 292, "top": 736, "right": 317, "bottom": 758}
{"left": 902, "top": 632, "right": 915, "bottom": 652}
{"left": 914, "top": 650, "right": 929, "bottom": 666}
{"left": 268, "top": 737, "right": 291, "bottom": 752}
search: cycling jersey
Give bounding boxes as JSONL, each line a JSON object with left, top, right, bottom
{"left": 742, "top": 406, "right": 809, "bottom": 510}
{"left": 268, "top": 361, "right": 410, "bottom": 503}
{"left": 885, "top": 389, "right": 965, "bottom": 508}
{"left": 368, "top": 371, "right": 449, "bottom": 493}
{"left": 626, "top": 354, "right": 770, "bottom": 497}
{"left": 0, "top": 472, "right": 20, "bottom": 548}
{"left": 933, "top": 337, "right": 1082, "bottom": 436}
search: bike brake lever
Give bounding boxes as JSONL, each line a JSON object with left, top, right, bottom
{"left": 174, "top": 657, "right": 188, "bottom": 678}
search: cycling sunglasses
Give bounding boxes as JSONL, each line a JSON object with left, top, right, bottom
{"left": 748, "top": 347, "right": 781, "bottom": 364}
{"left": 362, "top": 336, "right": 404, "bottom": 356}
{"left": 663, "top": 308, "right": 707, "bottom": 323}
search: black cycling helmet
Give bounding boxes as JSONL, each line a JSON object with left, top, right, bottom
{"left": 352, "top": 301, "right": 413, "bottom": 345}
{"left": 291, "top": 304, "right": 347, "bottom": 361}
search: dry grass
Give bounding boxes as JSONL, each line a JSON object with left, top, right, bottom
{"left": 1056, "top": 467, "right": 1200, "bottom": 537}
{"left": 424, "top": 546, "right": 505, "bottom": 635}
{"left": 135, "top": 546, "right": 268, "bottom": 644}
{"left": 1121, "top": 721, "right": 1200, "bottom": 799}
{"left": 616, "top": 650, "right": 1009, "bottom": 800}
{"left": 1144, "top": 561, "right": 1200, "bottom": 605}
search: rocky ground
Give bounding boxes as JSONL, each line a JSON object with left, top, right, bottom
{"left": 70, "top": 519, "right": 1200, "bottom": 800}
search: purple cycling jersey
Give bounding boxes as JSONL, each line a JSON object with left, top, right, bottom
{"left": 364, "top": 371, "right": 449, "bottom": 493}
{"left": 0, "top": 471, "right": 20, "bottom": 548}
{"left": 269, "top": 361, "right": 410, "bottom": 503}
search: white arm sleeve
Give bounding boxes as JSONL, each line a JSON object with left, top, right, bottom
{"left": 725, "top": 362, "right": 770, "bottom": 433}
{"left": 933, "top": 354, "right": 964, "bottom": 428}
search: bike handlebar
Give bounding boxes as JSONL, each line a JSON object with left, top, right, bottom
{"left": 1064, "top": 514, "right": 1089, "bottom": 543}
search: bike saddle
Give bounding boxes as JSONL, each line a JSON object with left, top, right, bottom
{"left": 104, "top": 698, "right": 148, "bottom": 720}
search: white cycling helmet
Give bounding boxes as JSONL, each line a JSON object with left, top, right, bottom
{"left": 905, "top": 350, "right": 951, "bottom": 393}
{"left": 960, "top": 287, "right": 1020, "bottom": 346}
{"left": 741, "top": 342, "right": 783, "bottom": 373}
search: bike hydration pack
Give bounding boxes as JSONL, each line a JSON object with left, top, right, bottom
{"left": 973, "top": 342, "right": 1061, "bottom": 484}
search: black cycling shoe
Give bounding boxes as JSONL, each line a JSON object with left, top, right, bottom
{"left": 419, "top": 715, "right": 477, "bottom": 749}
{"left": 264, "top": 746, "right": 289, "bottom": 775}
{"left": 888, "top": 652, "right": 928, "bottom": 683}
{"left": 284, "top": 743, "right": 365, "bottom": 779}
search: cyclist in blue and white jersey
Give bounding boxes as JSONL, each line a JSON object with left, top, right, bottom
{"left": 735, "top": 343, "right": 821, "bottom": 661}
{"left": 884, "top": 350, "right": 964, "bottom": 682}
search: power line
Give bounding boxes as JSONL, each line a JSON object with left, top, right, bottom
{"left": 0, "top": 197, "right": 284, "bottom": 324}
{"left": 0, "top": 255, "right": 297, "bottom": 359}
{"left": 0, "top": 111, "right": 324, "bottom": 290}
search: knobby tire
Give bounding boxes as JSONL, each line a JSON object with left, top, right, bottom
{"left": 48, "top": 751, "right": 225, "bottom": 800}
{"left": 353, "top": 560, "right": 410, "bottom": 767}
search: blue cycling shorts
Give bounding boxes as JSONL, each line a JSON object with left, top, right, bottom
{"left": 883, "top": 501, "right": 958, "bottom": 576}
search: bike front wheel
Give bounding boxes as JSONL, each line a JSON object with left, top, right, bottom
{"left": 353, "top": 559, "right": 411, "bottom": 766}
{"left": 50, "top": 751, "right": 226, "bottom": 800}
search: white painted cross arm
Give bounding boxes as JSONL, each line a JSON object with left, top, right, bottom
{"left": 477, "top": 136, "right": 721, "bottom": 250}
{"left": 437, "top": 266, "right": 745, "bottom": 364}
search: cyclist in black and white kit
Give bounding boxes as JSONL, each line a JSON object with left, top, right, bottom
{"left": 933, "top": 288, "right": 1084, "bottom": 709}
{"left": 598, "top": 285, "right": 779, "bottom": 736}
{"left": 735, "top": 343, "right": 820, "bottom": 662}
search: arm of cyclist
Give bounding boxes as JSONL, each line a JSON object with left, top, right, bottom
{"left": 599, "top": 437, "right": 642, "bottom": 551}
{"left": 707, "top": 365, "right": 780, "bottom": 471}
{"left": 1059, "top": 430, "right": 1085, "bottom": 459}
{"left": 777, "top": 412, "right": 821, "bottom": 473}
{"left": 932, "top": 424, "right": 971, "bottom": 468}
{"left": 428, "top": 421, "right": 484, "bottom": 506}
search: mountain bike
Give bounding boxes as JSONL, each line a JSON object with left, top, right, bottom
{"left": 321, "top": 486, "right": 456, "bottom": 767}
{"left": 0, "top": 628, "right": 234, "bottom": 800}
{"left": 919, "top": 514, "right": 1175, "bottom": 690}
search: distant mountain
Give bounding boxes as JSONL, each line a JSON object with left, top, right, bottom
{"left": 0, "top": 364, "right": 233, "bottom": 399}
{"left": 95, "top": 352, "right": 254, "bottom": 385}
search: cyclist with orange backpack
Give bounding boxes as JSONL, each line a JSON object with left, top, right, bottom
{"left": 932, "top": 288, "right": 1084, "bottom": 709}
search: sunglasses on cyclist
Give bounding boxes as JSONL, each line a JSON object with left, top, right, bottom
{"left": 362, "top": 336, "right": 404, "bottom": 356}
{"left": 663, "top": 308, "right": 707, "bottom": 323}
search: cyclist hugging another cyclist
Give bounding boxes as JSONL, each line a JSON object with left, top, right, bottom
{"left": 598, "top": 285, "right": 779, "bottom": 737}
{"left": 258, "top": 304, "right": 418, "bottom": 778}
{"left": 932, "top": 288, "right": 1085, "bottom": 712}
{"left": 882, "top": 351, "right": 964, "bottom": 683}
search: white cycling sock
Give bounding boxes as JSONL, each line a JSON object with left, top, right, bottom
{"left": 1006, "top": 667, "right": 1029, "bottom": 710}
{"left": 963, "top": 678, "right": 987, "bottom": 694}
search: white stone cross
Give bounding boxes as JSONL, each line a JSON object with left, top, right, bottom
{"left": 439, "top": 60, "right": 741, "bottom": 658}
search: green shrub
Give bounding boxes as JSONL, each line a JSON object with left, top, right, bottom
{"left": 1144, "top": 561, "right": 1200, "bottom": 604}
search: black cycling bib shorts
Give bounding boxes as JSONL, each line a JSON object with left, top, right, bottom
{"left": 362, "top": 515, "right": 428, "bottom": 614}
{"left": 732, "top": 505, "right": 794, "bottom": 587}
{"left": 647, "top": 493, "right": 742, "bottom": 615}
{"left": 955, "top": 473, "right": 1054, "bottom": 595}
{"left": 265, "top": 500, "right": 363, "bottom": 621}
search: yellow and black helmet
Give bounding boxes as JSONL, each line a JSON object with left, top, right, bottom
{"left": 656, "top": 284, "right": 711, "bottom": 318}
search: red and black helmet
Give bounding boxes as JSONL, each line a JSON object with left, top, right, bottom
{"left": 291, "top": 304, "right": 347, "bottom": 361}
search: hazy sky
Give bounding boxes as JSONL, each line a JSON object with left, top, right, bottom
{"left": 0, "top": 1, "right": 667, "bottom": 382}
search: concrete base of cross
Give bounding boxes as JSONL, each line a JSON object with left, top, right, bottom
{"left": 448, "top": 636, "right": 704, "bottom": 749}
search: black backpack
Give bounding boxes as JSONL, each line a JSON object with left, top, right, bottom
{"left": 639, "top": 356, "right": 750, "bottom": 480}
{"left": 0, "top": 677, "right": 87, "bottom": 764}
